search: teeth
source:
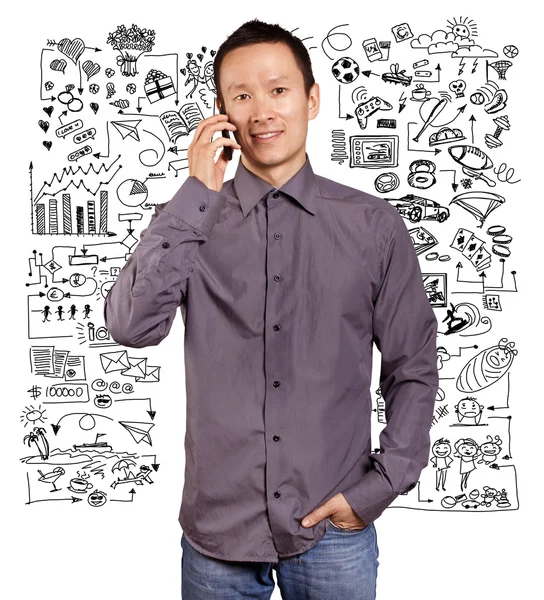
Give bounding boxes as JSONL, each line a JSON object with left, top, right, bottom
{"left": 256, "top": 132, "right": 280, "bottom": 138}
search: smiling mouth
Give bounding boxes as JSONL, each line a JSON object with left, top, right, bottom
{"left": 252, "top": 131, "right": 283, "bottom": 142}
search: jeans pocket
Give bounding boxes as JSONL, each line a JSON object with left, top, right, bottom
{"left": 327, "top": 517, "right": 367, "bottom": 533}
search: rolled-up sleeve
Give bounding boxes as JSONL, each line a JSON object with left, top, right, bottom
{"left": 103, "top": 176, "right": 226, "bottom": 348}
{"left": 342, "top": 204, "right": 439, "bottom": 524}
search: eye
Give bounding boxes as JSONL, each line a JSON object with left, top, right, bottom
{"left": 235, "top": 94, "right": 249, "bottom": 100}
{"left": 274, "top": 87, "right": 286, "bottom": 94}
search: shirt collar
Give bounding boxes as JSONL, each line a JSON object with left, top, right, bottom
{"left": 233, "top": 152, "right": 317, "bottom": 217}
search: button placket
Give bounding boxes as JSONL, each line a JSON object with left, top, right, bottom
{"left": 264, "top": 190, "right": 292, "bottom": 538}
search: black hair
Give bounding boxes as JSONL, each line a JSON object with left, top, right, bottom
{"left": 213, "top": 18, "right": 315, "bottom": 107}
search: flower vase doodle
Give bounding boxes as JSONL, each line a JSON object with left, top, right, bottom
{"left": 25, "top": 16, "right": 520, "bottom": 513}
{"left": 106, "top": 24, "right": 156, "bottom": 77}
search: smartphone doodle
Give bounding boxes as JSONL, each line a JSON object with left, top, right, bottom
{"left": 219, "top": 103, "right": 233, "bottom": 161}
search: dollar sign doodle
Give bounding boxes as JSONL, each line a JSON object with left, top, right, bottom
{"left": 27, "top": 385, "right": 42, "bottom": 399}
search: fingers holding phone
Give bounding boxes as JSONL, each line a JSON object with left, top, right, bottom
{"left": 188, "top": 111, "right": 241, "bottom": 192}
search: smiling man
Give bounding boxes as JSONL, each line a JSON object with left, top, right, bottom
{"left": 104, "top": 18, "right": 439, "bottom": 600}
{"left": 220, "top": 41, "right": 314, "bottom": 188}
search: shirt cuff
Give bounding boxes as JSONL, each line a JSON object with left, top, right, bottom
{"left": 341, "top": 467, "right": 401, "bottom": 524}
{"left": 161, "top": 175, "right": 227, "bottom": 237}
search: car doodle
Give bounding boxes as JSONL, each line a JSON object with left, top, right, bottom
{"left": 385, "top": 194, "right": 450, "bottom": 223}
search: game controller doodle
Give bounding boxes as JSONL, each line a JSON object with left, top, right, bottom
{"left": 355, "top": 96, "right": 393, "bottom": 130}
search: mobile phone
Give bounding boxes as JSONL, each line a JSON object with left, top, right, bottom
{"left": 219, "top": 103, "right": 233, "bottom": 161}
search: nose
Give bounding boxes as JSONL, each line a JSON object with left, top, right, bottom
{"left": 251, "top": 95, "right": 276, "bottom": 123}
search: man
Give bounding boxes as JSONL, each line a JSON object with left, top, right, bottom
{"left": 104, "top": 18, "right": 439, "bottom": 600}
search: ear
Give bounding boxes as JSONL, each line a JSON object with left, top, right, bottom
{"left": 308, "top": 82, "right": 320, "bottom": 120}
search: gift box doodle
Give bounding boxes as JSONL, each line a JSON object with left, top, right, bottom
{"left": 144, "top": 68, "right": 175, "bottom": 103}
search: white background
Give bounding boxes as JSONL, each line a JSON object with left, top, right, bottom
{"left": 2, "top": 1, "right": 542, "bottom": 599}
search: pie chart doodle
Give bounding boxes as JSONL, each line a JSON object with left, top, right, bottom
{"left": 116, "top": 178, "right": 148, "bottom": 208}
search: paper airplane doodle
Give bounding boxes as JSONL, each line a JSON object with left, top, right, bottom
{"left": 120, "top": 421, "right": 155, "bottom": 445}
{"left": 111, "top": 120, "right": 142, "bottom": 141}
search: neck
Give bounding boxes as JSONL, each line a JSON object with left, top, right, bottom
{"left": 241, "top": 150, "right": 307, "bottom": 188}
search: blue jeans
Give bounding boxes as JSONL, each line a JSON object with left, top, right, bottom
{"left": 181, "top": 517, "right": 379, "bottom": 599}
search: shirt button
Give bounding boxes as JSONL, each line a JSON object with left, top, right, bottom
{"left": 273, "top": 275, "right": 281, "bottom": 282}
{"left": 199, "top": 205, "right": 207, "bottom": 212}
{"left": 272, "top": 192, "right": 279, "bottom": 199}
{"left": 274, "top": 232, "right": 281, "bottom": 240}
{"left": 162, "top": 242, "right": 170, "bottom": 248}
{"left": 274, "top": 491, "right": 281, "bottom": 498}
{"left": 273, "top": 324, "right": 280, "bottom": 331}
{"left": 273, "top": 380, "right": 281, "bottom": 387}
{"left": 273, "top": 435, "right": 280, "bottom": 442}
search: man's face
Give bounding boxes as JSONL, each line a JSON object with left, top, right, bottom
{"left": 217, "top": 42, "right": 319, "bottom": 176}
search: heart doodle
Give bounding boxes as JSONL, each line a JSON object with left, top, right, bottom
{"left": 57, "top": 37, "right": 85, "bottom": 65}
{"left": 43, "top": 106, "right": 54, "bottom": 117}
{"left": 90, "top": 102, "right": 99, "bottom": 114}
{"left": 50, "top": 58, "right": 67, "bottom": 73}
{"left": 43, "top": 141, "right": 53, "bottom": 151}
{"left": 38, "top": 120, "right": 50, "bottom": 133}
{"left": 82, "top": 60, "right": 101, "bottom": 81}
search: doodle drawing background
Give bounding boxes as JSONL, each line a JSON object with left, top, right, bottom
{"left": 2, "top": 1, "right": 541, "bottom": 600}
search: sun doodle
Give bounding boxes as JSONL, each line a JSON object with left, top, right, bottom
{"left": 21, "top": 402, "right": 47, "bottom": 427}
{"left": 446, "top": 16, "right": 478, "bottom": 40}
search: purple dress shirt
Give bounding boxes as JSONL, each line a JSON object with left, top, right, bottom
{"left": 103, "top": 153, "right": 439, "bottom": 562}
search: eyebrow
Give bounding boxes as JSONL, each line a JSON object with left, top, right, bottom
{"left": 227, "top": 76, "right": 289, "bottom": 93}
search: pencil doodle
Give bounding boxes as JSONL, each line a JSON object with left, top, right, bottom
{"left": 376, "top": 118, "right": 396, "bottom": 128}
{"left": 144, "top": 68, "right": 176, "bottom": 103}
{"left": 493, "top": 162, "right": 520, "bottom": 184}
{"left": 448, "top": 78, "right": 466, "bottom": 98}
{"left": 488, "top": 60, "right": 512, "bottom": 81}
{"left": 423, "top": 273, "right": 447, "bottom": 307}
{"left": 362, "top": 38, "right": 383, "bottom": 62}
{"left": 355, "top": 96, "right": 393, "bottom": 129}
{"left": 440, "top": 302, "right": 492, "bottom": 336}
{"left": 391, "top": 23, "right": 413, "bottom": 43}
{"left": 106, "top": 24, "right": 156, "bottom": 77}
{"left": 332, "top": 56, "right": 360, "bottom": 84}
{"left": 349, "top": 135, "right": 398, "bottom": 167}
{"left": 374, "top": 171, "right": 400, "bottom": 193}
{"left": 457, "top": 338, "right": 517, "bottom": 393}
{"left": 385, "top": 193, "right": 449, "bottom": 222}
{"left": 382, "top": 62, "right": 412, "bottom": 86}
{"left": 410, "top": 83, "right": 431, "bottom": 101}
{"left": 449, "top": 227, "right": 492, "bottom": 270}
{"left": 450, "top": 191, "right": 505, "bottom": 226}
{"left": 446, "top": 17, "right": 479, "bottom": 39}
{"left": 484, "top": 115, "right": 510, "bottom": 149}
{"left": 179, "top": 47, "right": 216, "bottom": 98}
{"left": 321, "top": 24, "right": 353, "bottom": 62}
{"left": 407, "top": 159, "right": 437, "bottom": 188}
